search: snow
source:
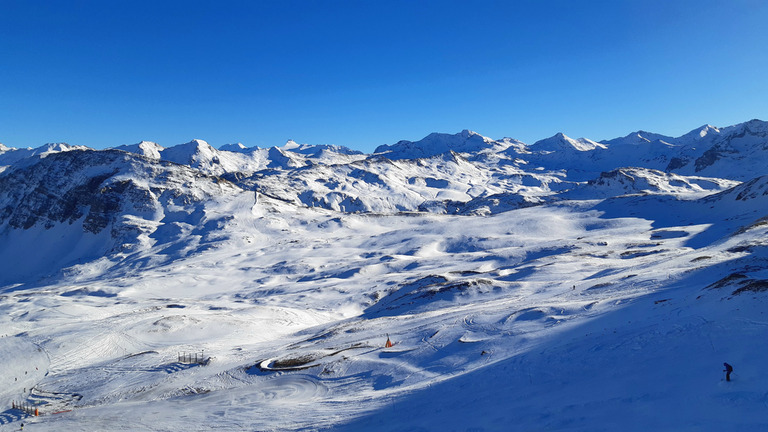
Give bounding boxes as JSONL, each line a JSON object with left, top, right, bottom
{"left": 531, "top": 132, "right": 607, "bottom": 152}
{"left": 218, "top": 142, "right": 249, "bottom": 153}
{"left": 1, "top": 119, "right": 768, "bottom": 430}
{"left": 114, "top": 141, "right": 164, "bottom": 159}
{"left": 374, "top": 130, "right": 504, "bottom": 160}
{"left": 0, "top": 143, "right": 88, "bottom": 170}
{"left": 600, "top": 130, "right": 676, "bottom": 146}
{"left": 682, "top": 124, "right": 721, "bottom": 141}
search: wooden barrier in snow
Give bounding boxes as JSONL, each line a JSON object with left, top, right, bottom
{"left": 178, "top": 351, "right": 207, "bottom": 365}
{"left": 11, "top": 401, "right": 38, "bottom": 416}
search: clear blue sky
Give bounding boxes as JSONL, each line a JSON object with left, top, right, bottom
{"left": 1, "top": 0, "right": 767, "bottom": 152}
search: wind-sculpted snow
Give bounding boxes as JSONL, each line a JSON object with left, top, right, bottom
{"left": 1, "top": 119, "right": 768, "bottom": 431}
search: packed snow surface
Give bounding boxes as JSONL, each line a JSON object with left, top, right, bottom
{"left": 1, "top": 119, "right": 768, "bottom": 431}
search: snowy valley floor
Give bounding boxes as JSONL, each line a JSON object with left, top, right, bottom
{"left": 1, "top": 194, "right": 768, "bottom": 431}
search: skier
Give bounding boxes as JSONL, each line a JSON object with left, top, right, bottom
{"left": 723, "top": 362, "right": 733, "bottom": 381}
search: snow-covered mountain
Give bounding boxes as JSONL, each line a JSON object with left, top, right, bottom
{"left": 531, "top": 132, "right": 606, "bottom": 153}
{"left": 600, "top": 130, "right": 676, "bottom": 146}
{"left": 0, "top": 149, "right": 245, "bottom": 285}
{"left": 667, "top": 120, "right": 768, "bottom": 178}
{"left": 565, "top": 167, "right": 738, "bottom": 199}
{"left": 218, "top": 142, "right": 250, "bottom": 153}
{"left": 0, "top": 142, "right": 89, "bottom": 170}
{"left": 373, "top": 129, "right": 511, "bottom": 160}
{"left": 114, "top": 140, "right": 164, "bottom": 159}
{"left": 1, "top": 118, "right": 768, "bottom": 431}
{"left": 1, "top": 118, "right": 765, "bottom": 284}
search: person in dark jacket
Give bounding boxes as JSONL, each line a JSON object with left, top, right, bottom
{"left": 723, "top": 362, "right": 733, "bottom": 381}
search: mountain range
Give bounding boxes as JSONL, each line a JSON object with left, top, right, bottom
{"left": 1, "top": 119, "right": 767, "bottom": 430}
{"left": 1, "top": 120, "right": 764, "bottom": 279}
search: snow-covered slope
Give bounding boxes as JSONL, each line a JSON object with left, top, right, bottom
{"left": 667, "top": 119, "right": 768, "bottom": 179}
{"left": 1, "top": 118, "right": 768, "bottom": 431}
{"left": 0, "top": 149, "right": 245, "bottom": 286}
{"left": 564, "top": 167, "right": 738, "bottom": 199}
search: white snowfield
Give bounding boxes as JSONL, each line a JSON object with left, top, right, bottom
{"left": 1, "top": 120, "right": 768, "bottom": 431}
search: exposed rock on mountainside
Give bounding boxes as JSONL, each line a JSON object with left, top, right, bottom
{"left": 0, "top": 149, "right": 244, "bottom": 283}
{"left": 0, "top": 119, "right": 766, "bottom": 285}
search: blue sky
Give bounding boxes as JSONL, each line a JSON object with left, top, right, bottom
{"left": 1, "top": 0, "right": 767, "bottom": 152}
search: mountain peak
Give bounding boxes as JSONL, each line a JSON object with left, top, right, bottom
{"left": 282, "top": 140, "right": 301, "bottom": 150}
{"left": 113, "top": 141, "right": 164, "bottom": 159}
{"left": 159, "top": 139, "right": 219, "bottom": 168}
{"left": 533, "top": 133, "right": 605, "bottom": 152}
{"left": 459, "top": 129, "right": 485, "bottom": 140}
{"left": 600, "top": 130, "right": 675, "bottom": 147}
{"left": 28, "top": 143, "right": 90, "bottom": 158}
{"left": 169, "top": 139, "right": 216, "bottom": 154}
{"left": 186, "top": 139, "right": 211, "bottom": 148}
{"left": 680, "top": 124, "right": 720, "bottom": 142}
{"left": 219, "top": 142, "right": 249, "bottom": 153}
{"left": 137, "top": 141, "right": 163, "bottom": 158}
{"left": 373, "top": 130, "right": 497, "bottom": 160}
{"left": 733, "top": 118, "right": 768, "bottom": 135}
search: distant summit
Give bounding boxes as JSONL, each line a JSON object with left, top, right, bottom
{"left": 531, "top": 133, "right": 606, "bottom": 152}
{"left": 219, "top": 142, "right": 250, "bottom": 153}
{"left": 678, "top": 124, "right": 720, "bottom": 142}
{"left": 374, "top": 130, "right": 504, "bottom": 160}
{"left": 600, "top": 130, "right": 675, "bottom": 146}
{"left": 115, "top": 141, "right": 164, "bottom": 159}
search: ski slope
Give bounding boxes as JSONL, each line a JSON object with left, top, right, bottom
{"left": 1, "top": 189, "right": 767, "bottom": 431}
{"left": 1, "top": 120, "right": 768, "bottom": 430}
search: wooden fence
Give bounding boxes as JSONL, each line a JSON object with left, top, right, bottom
{"left": 11, "top": 401, "right": 38, "bottom": 416}
{"left": 178, "top": 351, "right": 207, "bottom": 364}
